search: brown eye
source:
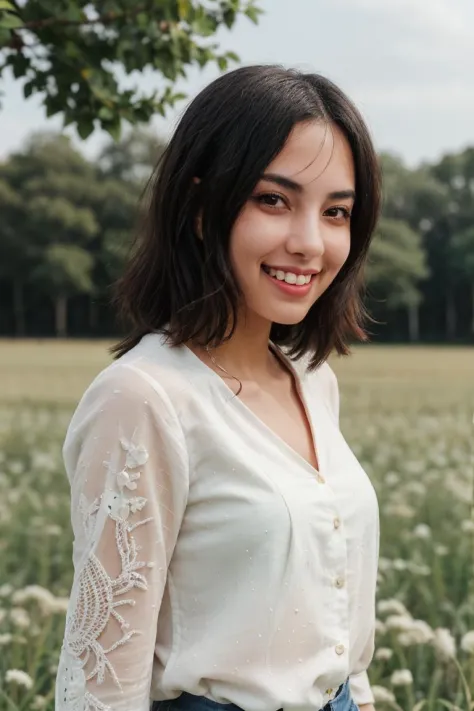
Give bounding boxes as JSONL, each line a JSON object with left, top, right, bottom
{"left": 254, "top": 193, "right": 286, "bottom": 208}
{"left": 324, "top": 206, "right": 352, "bottom": 221}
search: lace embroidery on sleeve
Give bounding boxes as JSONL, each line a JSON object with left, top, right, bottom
{"left": 57, "top": 437, "right": 154, "bottom": 711}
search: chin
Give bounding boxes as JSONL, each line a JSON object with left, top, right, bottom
{"left": 262, "top": 306, "right": 313, "bottom": 327}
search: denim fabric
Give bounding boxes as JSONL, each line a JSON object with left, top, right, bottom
{"left": 328, "top": 680, "right": 359, "bottom": 711}
{"left": 151, "top": 679, "right": 358, "bottom": 711}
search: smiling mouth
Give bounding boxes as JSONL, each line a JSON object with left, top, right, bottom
{"left": 262, "top": 265, "right": 315, "bottom": 285}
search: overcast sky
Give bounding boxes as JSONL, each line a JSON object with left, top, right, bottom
{"left": 1, "top": 0, "right": 473, "bottom": 166}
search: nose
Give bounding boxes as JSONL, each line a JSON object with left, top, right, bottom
{"left": 286, "top": 211, "right": 325, "bottom": 260}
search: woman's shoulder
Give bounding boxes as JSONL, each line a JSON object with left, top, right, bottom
{"left": 76, "top": 333, "right": 197, "bottom": 417}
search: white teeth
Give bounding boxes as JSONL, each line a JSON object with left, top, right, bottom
{"left": 266, "top": 267, "right": 312, "bottom": 285}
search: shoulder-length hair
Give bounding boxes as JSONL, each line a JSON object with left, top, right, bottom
{"left": 112, "top": 64, "right": 381, "bottom": 368}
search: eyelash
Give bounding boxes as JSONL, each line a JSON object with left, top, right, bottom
{"left": 253, "top": 193, "right": 352, "bottom": 221}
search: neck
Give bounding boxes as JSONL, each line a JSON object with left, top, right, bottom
{"left": 205, "top": 314, "right": 276, "bottom": 381}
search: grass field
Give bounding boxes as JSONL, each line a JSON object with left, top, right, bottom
{"left": 0, "top": 340, "right": 473, "bottom": 711}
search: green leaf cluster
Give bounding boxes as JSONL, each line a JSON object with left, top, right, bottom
{"left": 0, "top": 0, "right": 262, "bottom": 139}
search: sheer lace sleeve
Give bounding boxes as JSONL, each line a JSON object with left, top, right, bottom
{"left": 55, "top": 363, "right": 189, "bottom": 711}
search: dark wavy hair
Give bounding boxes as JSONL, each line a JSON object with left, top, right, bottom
{"left": 111, "top": 64, "right": 381, "bottom": 368}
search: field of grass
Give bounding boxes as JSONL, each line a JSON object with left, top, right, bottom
{"left": 0, "top": 340, "right": 473, "bottom": 711}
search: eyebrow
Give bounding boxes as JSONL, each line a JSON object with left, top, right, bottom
{"left": 261, "top": 173, "right": 356, "bottom": 201}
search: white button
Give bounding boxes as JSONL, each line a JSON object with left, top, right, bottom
{"left": 334, "top": 577, "right": 345, "bottom": 589}
{"left": 333, "top": 517, "right": 341, "bottom": 529}
{"left": 316, "top": 474, "right": 325, "bottom": 484}
{"left": 335, "top": 643, "right": 345, "bottom": 655}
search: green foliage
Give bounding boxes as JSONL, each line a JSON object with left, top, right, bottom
{"left": 0, "top": 131, "right": 144, "bottom": 335}
{"left": 0, "top": 0, "right": 262, "bottom": 140}
{"left": 368, "top": 217, "right": 429, "bottom": 309}
{"left": 451, "top": 226, "right": 474, "bottom": 279}
{"left": 33, "top": 243, "right": 94, "bottom": 295}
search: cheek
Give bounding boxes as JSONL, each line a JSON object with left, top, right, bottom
{"left": 230, "top": 204, "right": 287, "bottom": 265}
{"left": 324, "top": 230, "right": 351, "bottom": 272}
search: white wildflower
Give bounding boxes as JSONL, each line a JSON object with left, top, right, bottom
{"left": 391, "top": 669, "right": 413, "bottom": 686}
{"left": 460, "top": 631, "right": 474, "bottom": 654}
{"left": 413, "top": 523, "right": 431, "bottom": 539}
{"left": 5, "top": 668, "right": 34, "bottom": 689}
{"left": 393, "top": 559, "right": 409, "bottom": 571}
{"left": 378, "top": 558, "right": 393, "bottom": 573}
{"left": 375, "top": 647, "right": 393, "bottom": 661}
{"left": 0, "top": 633, "right": 13, "bottom": 645}
{"left": 398, "top": 619, "right": 434, "bottom": 646}
{"left": 372, "top": 685, "right": 396, "bottom": 703}
{"left": 461, "top": 519, "right": 474, "bottom": 533}
{"left": 384, "top": 503, "right": 416, "bottom": 519}
{"left": 378, "top": 599, "right": 408, "bottom": 616}
{"left": 0, "top": 584, "right": 13, "bottom": 598}
{"left": 50, "top": 597, "right": 70, "bottom": 614}
{"left": 45, "top": 524, "right": 62, "bottom": 536}
{"left": 12, "top": 585, "right": 57, "bottom": 615}
{"left": 8, "top": 460, "right": 24, "bottom": 475}
{"left": 405, "top": 481, "right": 426, "bottom": 496}
{"left": 434, "top": 544, "right": 449, "bottom": 556}
{"left": 375, "top": 619, "right": 387, "bottom": 634}
{"left": 31, "top": 695, "right": 47, "bottom": 710}
{"left": 433, "top": 628, "right": 456, "bottom": 660}
{"left": 385, "top": 614, "right": 414, "bottom": 631}
{"left": 10, "top": 607, "right": 30, "bottom": 628}
{"left": 407, "top": 562, "right": 431, "bottom": 576}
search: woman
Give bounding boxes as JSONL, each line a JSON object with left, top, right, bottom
{"left": 56, "top": 65, "right": 380, "bottom": 711}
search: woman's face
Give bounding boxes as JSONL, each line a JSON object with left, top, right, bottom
{"left": 229, "top": 120, "right": 355, "bottom": 328}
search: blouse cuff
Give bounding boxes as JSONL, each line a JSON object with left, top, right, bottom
{"left": 349, "top": 670, "right": 374, "bottom": 706}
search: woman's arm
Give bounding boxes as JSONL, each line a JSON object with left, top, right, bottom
{"left": 55, "top": 364, "right": 189, "bottom": 711}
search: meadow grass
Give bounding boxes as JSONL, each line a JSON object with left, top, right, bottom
{"left": 0, "top": 340, "right": 473, "bottom": 711}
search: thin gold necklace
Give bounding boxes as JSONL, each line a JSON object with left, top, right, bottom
{"left": 204, "top": 344, "right": 243, "bottom": 396}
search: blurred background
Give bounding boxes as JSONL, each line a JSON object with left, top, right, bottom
{"left": 0, "top": 2, "right": 473, "bottom": 710}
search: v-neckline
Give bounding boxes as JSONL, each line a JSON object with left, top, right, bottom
{"left": 183, "top": 342, "right": 323, "bottom": 479}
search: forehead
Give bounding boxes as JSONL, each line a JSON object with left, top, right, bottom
{"left": 265, "top": 121, "right": 355, "bottom": 191}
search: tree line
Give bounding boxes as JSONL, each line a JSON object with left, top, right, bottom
{"left": 0, "top": 130, "right": 473, "bottom": 343}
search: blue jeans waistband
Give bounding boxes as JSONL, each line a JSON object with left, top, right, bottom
{"left": 151, "top": 678, "right": 355, "bottom": 711}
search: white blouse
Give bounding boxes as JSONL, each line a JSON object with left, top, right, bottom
{"left": 55, "top": 332, "right": 379, "bottom": 711}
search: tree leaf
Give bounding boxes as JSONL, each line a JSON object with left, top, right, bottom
{"left": 245, "top": 5, "right": 262, "bottom": 23}
{"left": 0, "top": 1, "right": 15, "bottom": 11}
{"left": 77, "top": 120, "right": 95, "bottom": 140}
{"left": 103, "top": 119, "right": 122, "bottom": 142}
{"left": 23, "top": 79, "right": 35, "bottom": 98}
{"left": 0, "top": 11, "right": 23, "bottom": 29}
